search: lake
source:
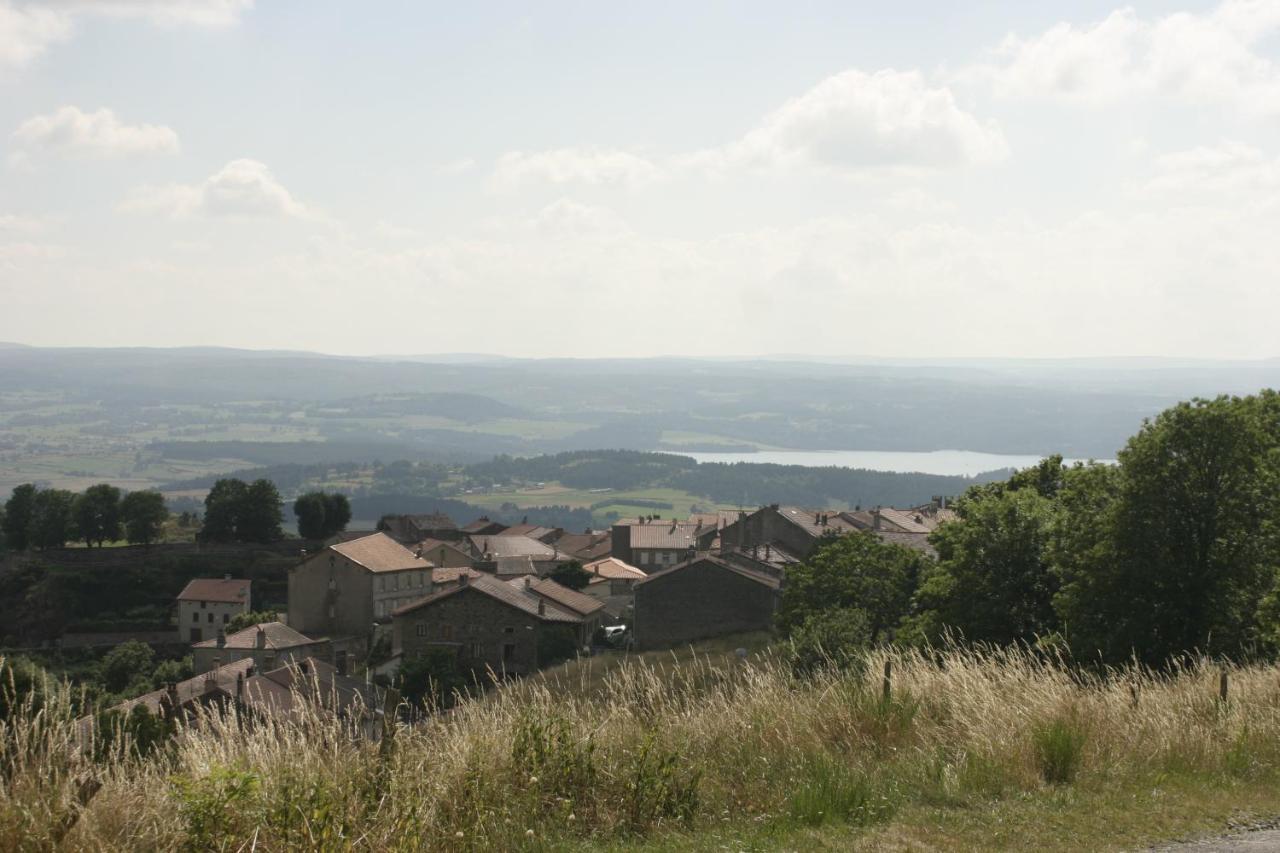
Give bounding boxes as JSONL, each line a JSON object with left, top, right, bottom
{"left": 668, "top": 449, "right": 1106, "bottom": 477}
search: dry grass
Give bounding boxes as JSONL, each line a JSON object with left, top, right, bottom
{"left": 4, "top": 645, "right": 1280, "bottom": 851}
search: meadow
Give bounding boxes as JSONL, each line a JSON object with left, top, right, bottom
{"left": 5, "top": 642, "right": 1280, "bottom": 851}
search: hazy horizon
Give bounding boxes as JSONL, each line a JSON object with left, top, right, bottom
{"left": 3, "top": 1, "right": 1279, "bottom": 359}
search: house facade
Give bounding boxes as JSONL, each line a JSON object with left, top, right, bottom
{"left": 392, "top": 574, "right": 587, "bottom": 677}
{"left": 191, "top": 621, "right": 329, "bottom": 674}
{"left": 288, "top": 532, "right": 434, "bottom": 650}
{"left": 632, "top": 555, "right": 780, "bottom": 650}
{"left": 177, "top": 577, "right": 251, "bottom": 644}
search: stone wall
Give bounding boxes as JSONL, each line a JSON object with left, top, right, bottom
{"left": 633, "top": 559, "right": 777, "bottom": 650}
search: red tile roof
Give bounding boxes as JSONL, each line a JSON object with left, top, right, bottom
{"left": 177, "top": 578, "right": 250, "bottom": 604}
{"left": 392, "top": 574, "right": 582, "bottom": 623}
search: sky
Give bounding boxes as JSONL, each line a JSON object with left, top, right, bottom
{"left": 2, "top": 0, "right": 1279, "bottom": 359}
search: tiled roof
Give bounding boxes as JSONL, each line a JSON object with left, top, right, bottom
{"left": 192, "top": 621, "right": 321, "bottom": 651}
{"left": 509, "top": 577, "right": 605, "bottom": 617}
{"left": 432, "top": 565, "right": 483, "bottom": 584}
{"left": 392, "top": 574, "right": 582, "bottom": 623}
{"left": 417, "top": 538, "right": 477, "bottom": 560}
{"left": 720, "top": 540, "right": 803, "bottom": 567}
{"left": 460, "top": 516, "right": 507, "bottom": 533}
{"left": 625, "top": 521, "right": 715, "bottom": 549}
{"left": 499, "top": 524, "right": 558, "bottom": 541}
{"left": 555, "top": 531, "right": 612, "bottom": 560}
{"left": 113, "top": 658, "right": 256, "bottom": 716}
{"left": 177, "top": 578, "right": 250, "bottom": 604}
{"left": 331, "top": 532, "right": 432, "bottom": 573}
{"left": 242, "top": 658, "right": 376, "bottom": 720}
{"left": 871, "top": 508, "right": 933, "bottom": 534}
{"left": 637, "top": 554, "right": 781, "bottom": 590}
{"left": 583, "top": 556, "right": 647, "bottom": 581}
{"left": 471, "top": 534, "right": 557, "bottom": 559}
{"left": 776, "top": 506, "right": 860, "bottom": 538}
{"left": 876, "top": 531, "right": 938, "bottom": 557}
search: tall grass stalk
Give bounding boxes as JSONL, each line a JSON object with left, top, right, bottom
{"left": 4, "top": 645, "right": 1280, "bottom": 849}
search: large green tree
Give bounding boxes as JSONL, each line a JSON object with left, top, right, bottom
{"left": 27, "top": 489, "right": 75, "bottom": 549}
{"left": 201, "top": 478, "right": 247, "bottom": 542}
{"left": 239, "top": 479, "right": 284, "bottom": 543}
{"left": 73, "top": 483, "right": 122, "bottom": 547}
{"left": 778, "top": 530, "right": 927, "bottom": 641}
{"left": 292, "top": 491, "right": 351, "bottom": 540}
{"left": 909, "top": 484, "right": 1060, "bottom": 646}
{"left": 1054, "top": 395, "right": 1280, "bottom": 663}
{"left": 2, "top": 484, "right": 37, "bottom": 551}
{"left": 121, "top": 490, "right": 169, "bottom": 546}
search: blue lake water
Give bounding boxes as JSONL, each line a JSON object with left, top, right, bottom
{"left": 669, "top": 449, "right": 1107, "bottom": 477}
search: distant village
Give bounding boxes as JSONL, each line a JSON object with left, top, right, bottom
{"left": 113, "top": 500, "right": 954, "bottom": 729}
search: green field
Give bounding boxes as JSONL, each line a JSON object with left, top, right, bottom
{"left": 458, "top": 484, "right": 738, "bottom": 518}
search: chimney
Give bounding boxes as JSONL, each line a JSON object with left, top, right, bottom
{"left": 537, "top": 600, "right": 546, "bottom": 616}
{"left": 525, "top": 576, "right": 533, "bottom": 588}
{"left": 872, "top": 508, "right": 882, "bottom": 532}
{"left": 236, "top": 672, "right": 244, "bottom": 701}
{"left": 765, "top": 543, "right": 772, "bottom": 560}
{"left": 415, "top": 546, "right": 423, "bottom": 558}
{"left": 165, "top": 681, "right": 178, "bottom": 710}
{"left": 459, "top": 572, "right": 470, "bottom": 586}
{"left": 255, "top": 626, "right": 266, "bottom": 649}
{"left": 216, "top": 630, "right": 226, "bottom": 649}
{"left": 335, "top": 650, "right": 348, "bottom": 677}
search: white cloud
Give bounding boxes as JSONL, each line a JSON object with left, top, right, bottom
{"left": 0, "top": 0, "right": 250, "bottom": 75}
{"left": 47, "top": 0, "right": 255, "bottom": 28}
{"left": 12, "top": 106, "right": 179, "bottom": 159}
{"left": 0, "top": 212, "right": 48, "bottom": 233}
{"left": 491, "top": 147, "right": 664, "bottom": 189}
{"left": 0, "top": 2, "right": 71, "bottom": 71}
{"left": 962, "top": 1, "right": 1280, "bottom": 116}
{"left": 121, "top": 159, "right": 311, "bottom": 219}
{"left": 1141, "top": 141, "right": 1280, "bottom": 196}
{"left": 686, "top": 69, "right": 1008, "bottom": 175}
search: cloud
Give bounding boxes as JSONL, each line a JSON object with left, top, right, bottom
{"left": 0, "top": 3, "right": 71, "bottom": 71}
{"left": 12, "top": 106, "right": 179, "bottom": 159}
{"left": 685, "top": 69, "right": 1008, "bottom": 175}
{"left": 491, "top": 147, "right": 664, "bottom": 189}
{"left": 961, "top": 1, "right": 1280, "bottom": 116}
{"left": 121, "top": 159, "right": 311, "bottom": 219}
{"left": 0, "top": 0, "right": 250, "bottom": 74}
{"left": 47, "top": 0, "right": 255, "bottom": 28}
{"left": 0, "top": 213, "right": 48, "bottom": 233}
{"left": 1141, "top": 141, "right": 1280, "bottom": 197}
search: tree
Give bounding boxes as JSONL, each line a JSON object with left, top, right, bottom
{"left": 778, "top": 531, "right": 926, "bottom": 641}
{"left": 99, "top": 639, "right": 156, "bottom": 695}
{"left": 293, "top": 491, "right": 351, "bottom": 540}
{"left": 226, "top": 610, "right": 277, "bottom": 633}
{"left": 201, "top": 479, "right": 247, "bottom": 542}
{"left": 74, "top": 483, "right": 122, "bottom": 547}
{"left": 2, "top": 484, "right": 37, "bottom": 551}
{"left": 121, "top": 490, "right": 169, "bottom": 546}
{"left": 908, "top": 485, "right": 1060, "bottom": 646}
{"left": 27, "top": 489, "right": 75, "bottom": 549}
{"left": 549, "top": 561, "right": 592, "bottom": 591}
{"left": 398, "top": 649, "right": 468, "bottom": 708}
{"left": 293, "top": 492, "right": 327, "bottom": 540}
{"left": 239, "top": 479, "right": 284, "bottom": 543}
{"left": 1054, "top": 396, "right": 1280, "bottom": 664}
{"left": 201, "top": 478, "right": 283, "bottom": 544}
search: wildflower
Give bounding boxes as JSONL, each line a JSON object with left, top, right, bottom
{"left": 454, "top": 831, "right": 464, "bottom": 839}
{"left": 529, "top": 775, "right": 538, "bottom": 784}
{"left": 568, "top": 813, "right": 576, "bottom": 822}
{"left": 525, "top": 828, "right": 535, "bottom": 837}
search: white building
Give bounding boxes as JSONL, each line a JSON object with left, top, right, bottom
{"left": 177, "top": 577, "right": 251, "bottom": 643}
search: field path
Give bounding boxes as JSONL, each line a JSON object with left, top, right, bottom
{"left": 1150, "top": 828, "right": 1280, "bottom": 851}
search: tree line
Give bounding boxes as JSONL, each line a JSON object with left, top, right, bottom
{"left": 1, "top": 484, "right": 168, "bottom": 550}
{"left": 1, "top": 478, "right": 353, "bottom": 550}
{"left": 781, "top": 391, "right": 1280, "bottom": 666}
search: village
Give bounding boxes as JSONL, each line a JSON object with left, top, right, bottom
{"left": 110, "top": 500, "right": 954, "bottom": 731}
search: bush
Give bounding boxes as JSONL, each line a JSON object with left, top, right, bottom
{"left": 788, "top": 607, "right": 872, "bottom": 676}
{"left": 1031, "top": 716, "right": 1087, "bottom": 784}
{"left": 784, "top": 755, "right": 890, "bottom": 828}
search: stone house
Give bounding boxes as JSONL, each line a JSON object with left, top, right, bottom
{"left": 580, "top": 556, "right": 647, "bottom": 620}
{"left": 288, "top": 532, "right": 434, "bottom": 650}
{"left": 632, "top": 555, "right": 780, "bottom": 650}
{"left": 392, "top": 574, "right": 590, "bottom": 677}
{"left": 717, "top": 505, "right": 860, "bottom": 560}
{"left": 507, "top": 576, "right": 605, "bottom": 640}
{"left": 610, "top": 519, "right": 718, "bottom": 571}
{"left": 191, "top": 621, "right": 329, "bottom": 674}
{"left": 380, "top": 513, "right": 459, "bottom": 544}
{"left": 176, "top": 577, "right": 251, "bottom": 644}
{"left": 415, "top": 537, "right": 477, "bottom": 569}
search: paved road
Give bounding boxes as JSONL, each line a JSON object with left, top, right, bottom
{"left": 1150, "top": 829, "right": 1280, "bottom": 851}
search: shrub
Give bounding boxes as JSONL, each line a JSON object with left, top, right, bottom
{"left": 784, "top": 755, "right": 890, "bottom": 828}
{"left": 1032, "top": 716, "right": 1087, "bottom": 784}
{"left": 788, "top": 607, "right": 871, "bottom": 676}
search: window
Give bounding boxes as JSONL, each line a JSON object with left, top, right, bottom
{"left": 222, "top": 613, "right": 229, "bottom": 624}
{"left": 207, "top": 612, "right": 213, "bottom": 623}
{"left": 441, "top": 624, "right": 454, "bottom": 640}
{"left": 200, "top": 601, "right": 207, "bottom": 609}
{"left": 191, "top": 612, "right": 198, "bottom": 623}
{"left": 415, "top": 623, "right": 427, "bottom": 637}
{"left": 469, "top": 642, "right": 483, "bottom": 658}
{"left": 504, "top": 626, "right": 514, "bottom": 635}
{"left": 503, "top": 643, "right": 515, "bottom": 662}
{"left": 379, "top": 577, "right": 386, "bottom": 592}
{"left": 327, "top": 603, "right": 335, "bottom": 619}
{"left": 190, "top": 628, "right": 201, "bottom": 642}
{"left": 375, "top": 601, "right": 385, "bottom": 618}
